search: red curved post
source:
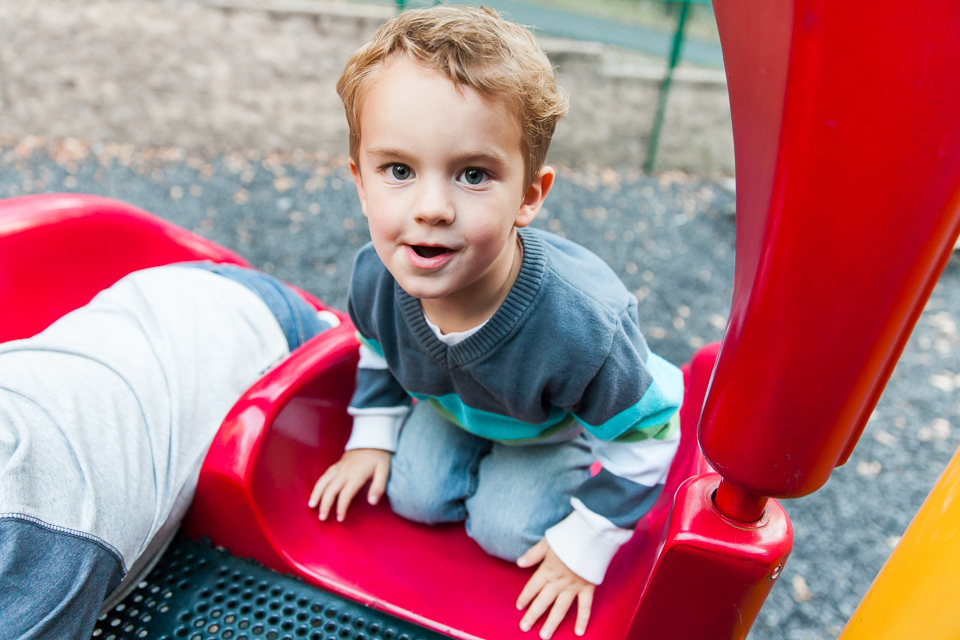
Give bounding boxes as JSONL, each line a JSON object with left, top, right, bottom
{"left": 629, "top": 2, "right": 960, "bottom": 637}
{"left": 701, "top": 0, "right": 960, "bottom": 501}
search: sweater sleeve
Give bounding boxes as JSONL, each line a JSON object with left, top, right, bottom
{"left": 546, "top": 306, "right": 684, "bottom": 584}
{"left": 545, "top": 414, "right": 680, "bottom": 584}
{"left": 345, "top": 334, "right": 412, "bottom": 452}
{"left": 344, "top": 244, "right": 412, "bottom": 452}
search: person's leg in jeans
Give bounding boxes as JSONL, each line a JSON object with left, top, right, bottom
{"left": 0, "top": 264, "right": 330, "bottom": 639}
{"left": 387, "top": 399, "right": 594, "bottom": 563}
{"left": 387, "top": 400, "right": 492, "bottom": 525}
{"left": 465, "top": 436, "right": 593, "bottom": 562}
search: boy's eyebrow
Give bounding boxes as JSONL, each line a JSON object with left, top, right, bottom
{"left": 454, "top": 150, "right": 510, "bottom": 166}
{"left": 366, "top": 146, "right": 509, "bottom": 166}
{"left": 365, "top": 146, "right": 411, "bottom": 160}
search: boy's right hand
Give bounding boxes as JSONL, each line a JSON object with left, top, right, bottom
{"left": 308, "top": 448, "right": 392, "bottom": 522}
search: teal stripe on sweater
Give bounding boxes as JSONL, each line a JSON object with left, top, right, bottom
{"left": 412, "top": 393, "right": 577, "bottom": 442}
{"left": 361, "top": 334, "right": 682, "bottom": 444}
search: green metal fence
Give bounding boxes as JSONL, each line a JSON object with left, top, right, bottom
{"left": 646, "top": 0, "right": 693, "bottom": 173}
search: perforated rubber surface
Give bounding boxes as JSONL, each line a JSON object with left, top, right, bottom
{"left": 91, "top": 534, "right": 448, "bottom": 640}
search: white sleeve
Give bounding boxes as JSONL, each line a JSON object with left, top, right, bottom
{"left": 344, "top": 343, "right": 409, "bottom": 451}
{"left": 546, "top": 425, "right": 680, "bottom": 584}
{"left": 545, "top": 499, "right": 634, "bottom": 584}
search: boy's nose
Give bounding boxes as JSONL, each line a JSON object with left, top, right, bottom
{"left": 413, "top": 180, "right": 455, "bottom": 225}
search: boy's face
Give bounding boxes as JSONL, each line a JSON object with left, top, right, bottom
{"left": 349, "top": 55, "right": 552, "bottom": 319}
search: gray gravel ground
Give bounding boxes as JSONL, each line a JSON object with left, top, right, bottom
{"left": 2, "top": 137, "right": 958, "bottom": 640}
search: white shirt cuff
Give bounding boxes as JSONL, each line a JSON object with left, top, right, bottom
{"left": 544, "top": 499, "right": 633, "bottom": 584}
{"left": 344, "top": 411, "right": 406, "bottom": 452}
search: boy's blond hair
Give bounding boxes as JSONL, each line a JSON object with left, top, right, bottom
{"left": 337, "top": 5, "right": 568, "bottom": 188}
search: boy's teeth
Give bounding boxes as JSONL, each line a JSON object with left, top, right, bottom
{"left": 413, "top": 246, "right": 449, "bottom": 258}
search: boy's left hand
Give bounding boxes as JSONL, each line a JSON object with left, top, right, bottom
{"left": 516, "top": 539, "right": 594, "bottom": 639}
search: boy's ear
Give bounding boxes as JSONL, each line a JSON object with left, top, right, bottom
{"left": 348, "top": 157, "right": 369, "bottom": 218}
{"left": 515, "top": 166, "right": 556, "bottom": 228}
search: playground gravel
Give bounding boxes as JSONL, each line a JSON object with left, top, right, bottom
{"left": 2, "top": 137, "right": 959, "bottom": 640}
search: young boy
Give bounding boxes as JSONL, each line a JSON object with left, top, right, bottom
{"left": 308, "top": 6, "right": 683, "bottom": 638}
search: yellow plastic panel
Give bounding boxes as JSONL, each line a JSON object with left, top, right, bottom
{"left": 838, "top": 445, "right": 960, "bottom": 640}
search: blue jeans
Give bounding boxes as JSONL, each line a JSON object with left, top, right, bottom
{"left": 387, "top": 401, "right": 593, "bottom": 561}
{"left": 179, "top": 262, "right": 332, "bottom": 351}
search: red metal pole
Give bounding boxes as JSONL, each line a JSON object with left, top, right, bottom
{"left": 713, "top": 478, "right": 767, "bottom": 524}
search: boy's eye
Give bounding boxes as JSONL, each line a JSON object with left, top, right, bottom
{"left": 389, "top": 164, "right": 412, "bottom": 181}
{"left": 459, "top": 168, "right": 488, "bottom": 186}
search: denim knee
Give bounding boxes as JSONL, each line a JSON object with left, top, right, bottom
{"left": 386, "top": 464, "right": 467, "bottom": 525}
{"left": 465, "top": 514, "right": 538, "bottom": 562}
{"left": 386, "top": 401, "right": 489, "bottom": 526}
{"left": 465, "top": 480, "right": 562, "bottom": 561}
{"left": 463, "top": 438, "right": 591, "bottom": 561}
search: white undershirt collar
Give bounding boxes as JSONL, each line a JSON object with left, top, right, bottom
{"left": 423, "top": 313, "right": 488, "bottom": 346}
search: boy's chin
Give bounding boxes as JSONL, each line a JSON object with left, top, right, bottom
{"left": 392, "top": 274, "right": 471, "bottom": 304}
{"left": 395, "top": 282, "right": 448, "bottom": 301}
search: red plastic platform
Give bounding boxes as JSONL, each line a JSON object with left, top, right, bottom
{"left": 182, "top": 327, "right": 723, "bottom": 640}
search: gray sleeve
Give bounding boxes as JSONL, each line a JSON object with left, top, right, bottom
{"left": 351, "top": 366, "right": 412, "bottom": 409}
{"left": 569, "top": 308, "right": 683, "bottom": 441}
{"left": 0, "top": 517, "right": 123, "bottom": 640}
{"left": 346, "top": 244, "right": 412, "bottom": 413}
{"left": 345, "top": 242, "right": 384, "bottom": 342}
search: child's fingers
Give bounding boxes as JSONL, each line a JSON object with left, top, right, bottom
{"left": 308, "top": 469, "right": 335, "bottom": 508}
{"left": 368, "top": 461, "right": 389, "bottom": 505}
{"left": 517, "top": 538, "right": 549, "bottom": 568}
{"left": 574, "top": 588, "right": 593, "bottom": 636}
{"left": 538, "top": 591, "right": 575, "bottom": 640}
{"left": 308, "top": 479, "right": 323, "bottom": 509}
{"left": 335, "top": 476, "right": 365, "bottom": 522}
{"left": 519, "top": 583, "right": 560, "bottom": 633}
{"left": 318, "top": 475, "right": 345, "bottom": 521}
{"left": 516, "top": 570, "right": 547, "bottom": 611}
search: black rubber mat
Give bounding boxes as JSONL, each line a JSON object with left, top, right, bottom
{"left": 91, "top": 534, "right": 448, "bottom": 640}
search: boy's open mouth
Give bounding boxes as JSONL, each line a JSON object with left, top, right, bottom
{"left": 411, "top": 245, "right": 451, "bottom": 259}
